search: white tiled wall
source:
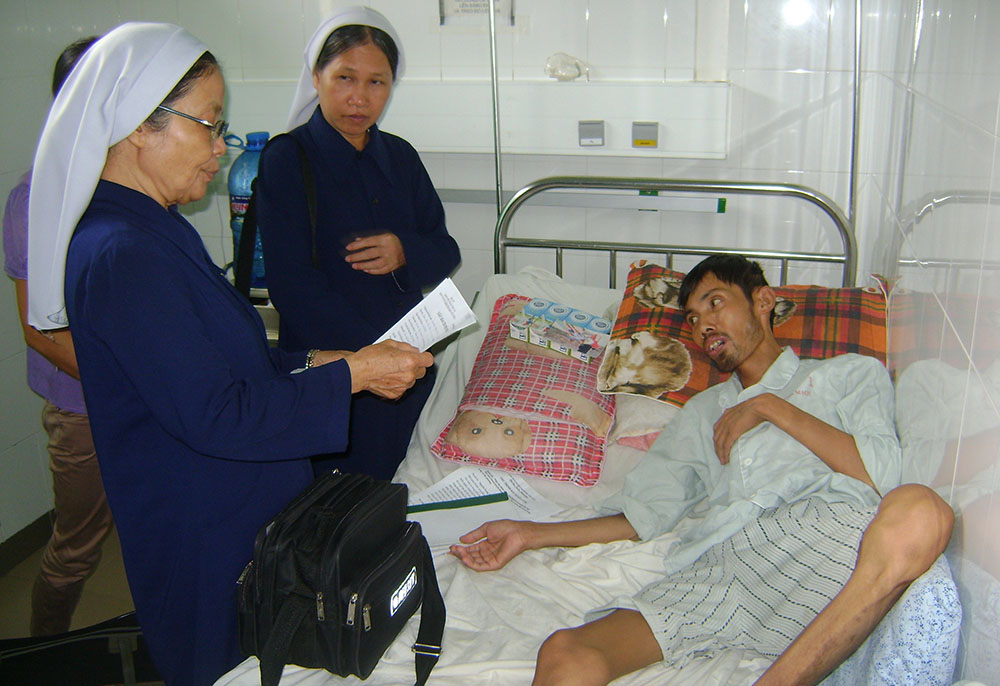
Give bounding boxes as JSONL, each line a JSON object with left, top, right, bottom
{"left": 2, "top": 2, "right": 998, "bottom": 678}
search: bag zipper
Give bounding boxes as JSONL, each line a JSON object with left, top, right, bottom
{"left": 346, "top": 592, "right": 358, "bottom": 626}
{"left": 316, "top": 590, "right": 326, "bottom": 622}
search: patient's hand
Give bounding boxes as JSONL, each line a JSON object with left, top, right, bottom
{"left": 713, "top": 393, "right": 773, "bottom": 464}
{"left": 449, "top": 519, "right": 530, "bottom": 571}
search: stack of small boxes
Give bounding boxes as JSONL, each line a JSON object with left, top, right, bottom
{"left": 509, "top": 298, "right": 612, "bottom": 363}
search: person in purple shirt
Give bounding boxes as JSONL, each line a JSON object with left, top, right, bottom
{"left": 2, "top": 35, "right": 102, "bottom": 636}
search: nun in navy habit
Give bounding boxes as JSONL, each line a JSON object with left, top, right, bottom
{"left": 257, "top": 7, "right": 461, "bottom": 479}
{"left": 27, "top": 22, "right": 432, "bottom": 685}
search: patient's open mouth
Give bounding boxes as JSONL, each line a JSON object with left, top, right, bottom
{"left": 705, "top": 336, "right": 726, "bottom": 356}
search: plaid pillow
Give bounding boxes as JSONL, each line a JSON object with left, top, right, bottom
{"left": 599, "top": 262, "right": 889, "bottom": 408}
{"left": 431, "top": 294, "right": 615, "bottom": 487}
{"left": 889, "top": 288, "right": 1000, "bottom": 374}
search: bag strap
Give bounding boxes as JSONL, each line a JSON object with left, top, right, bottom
{"left": 411, "top": 539, "right": 446, "bottom": 686}
{"left": 233, "top": 175, "right": 258, "bottom": 299}
{"left": 235, "top": 133, "right": 318, "bottom": 300}
{"left": 257, "top": 595, "right": 310, "bottom": 686}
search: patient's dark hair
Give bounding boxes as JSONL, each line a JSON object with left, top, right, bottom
{"left": 315, "top": 24, "right": 399, "bottom": 80}
{"left": 52, "top": 35, "right": 100, "bottom": 96}
{"left": 678, "top": 255, "right": 774, "bottom": 327}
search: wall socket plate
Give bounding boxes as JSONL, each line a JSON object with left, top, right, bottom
{"left": 578, "top": 120, "right": 605, "bottom": 146}
{"left": 632, "top": 121, "right": 658, "bottom": 148}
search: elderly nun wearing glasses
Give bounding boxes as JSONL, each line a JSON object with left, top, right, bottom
{"left": 255, "top": 7, "right": 461, "bottom": 481}
{"left": 27, "top": 22, "right": 431, "bottom": 686}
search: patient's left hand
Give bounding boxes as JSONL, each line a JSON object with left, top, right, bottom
{"left": 713, "top": 393, "right": 774, "bottom": 464}
{"left": 450, "top": 519, "right": 530, "bottom": 571}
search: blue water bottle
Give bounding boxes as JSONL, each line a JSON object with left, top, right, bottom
{"left": 229, "top": 131, "right": 269, "bottom": 289}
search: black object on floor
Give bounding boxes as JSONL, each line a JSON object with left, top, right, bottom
{"left": 0, "top": 611, "right": 160, "bottom": 686}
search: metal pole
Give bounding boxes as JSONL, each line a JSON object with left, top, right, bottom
{"left": 848, "top": 0, "right": 862, "bottom": 246}
{"left": 487, "top": 0, "right": 504, "bottom": 217}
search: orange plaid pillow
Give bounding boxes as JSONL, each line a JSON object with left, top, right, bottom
{"left": 599, "top": 262, "right": 888, "bottom": 408}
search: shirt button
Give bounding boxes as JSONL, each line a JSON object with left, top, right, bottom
{"left": 371, "top": 197, "right": 379, "bottom": 205}
{"left": 743, "top": 458, "right": 752, "bottom": 466}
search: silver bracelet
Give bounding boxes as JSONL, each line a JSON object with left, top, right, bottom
{"left": 305, "top": 349, "right": 319, "bottom": 369}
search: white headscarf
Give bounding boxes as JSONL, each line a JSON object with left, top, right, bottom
{"left": 27, "top": 22, "right": 208, "bottom": 329}
{"left": 286, "top": 6, "right": 405, "bottom": 131}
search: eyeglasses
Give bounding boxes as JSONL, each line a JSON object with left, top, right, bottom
{"left": 156, "top": 105, "right": 229, "bottom": 140}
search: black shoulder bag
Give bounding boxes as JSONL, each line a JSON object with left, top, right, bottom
{"left": 235, "top": 133, "right": 320, "bottom": 299}
{"left": 237, "top": 471, "right": 445, "bottom": 686}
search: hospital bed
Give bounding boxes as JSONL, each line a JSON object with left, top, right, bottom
{"left": 217, "top": 177, "right": 962, "bottom": 686}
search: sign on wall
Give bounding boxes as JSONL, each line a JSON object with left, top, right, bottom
{"left": 439, "top": 0, "right": 515, "bottom": 26}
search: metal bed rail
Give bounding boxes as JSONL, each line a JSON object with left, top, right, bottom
{"left": 891, "top": 189, "right": 1000, "bottom": 289}
{"left": 494, "top": 176, "right": 856, "bottom": 287}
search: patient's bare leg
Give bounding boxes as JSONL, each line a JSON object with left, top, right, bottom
{"left": 755, "top": 483, "right": 954, "bottom": 686}
{"left": 533, "top": 609, "right": 662, "bottom": 686}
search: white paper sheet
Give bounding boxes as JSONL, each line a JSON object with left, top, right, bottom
{"left": 374, "top": 278, "right": 476, "bottom": 351}
{"left": 407, "top": 466, "right": 563, "bottom": 548}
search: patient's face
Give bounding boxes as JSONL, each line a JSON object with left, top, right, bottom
{"left": 684, "top": 273, "right": 766, "bottom": 373}
{"left": 445, "top": 410, "right": 532, "bottom": 459}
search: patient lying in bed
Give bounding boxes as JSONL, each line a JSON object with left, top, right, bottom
{"left": 451, "top": 255, "right": 955, "bottom": 686}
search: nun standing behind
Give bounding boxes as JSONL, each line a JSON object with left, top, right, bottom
{"left": 256, "top": 7, "right": 461, "bottom": 480}
{"left": 27, "top": 22, "right": 432, "bottom": 686}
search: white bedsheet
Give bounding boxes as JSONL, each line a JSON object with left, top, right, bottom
{"left": 216, "top": 269, "right": 959, "bottom": 686}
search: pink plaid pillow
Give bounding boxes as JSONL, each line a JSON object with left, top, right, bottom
{"left": 431, "top": 294, "right": 615, "bottom": 487}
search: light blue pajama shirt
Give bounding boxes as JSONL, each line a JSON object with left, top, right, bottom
{"left": 600, "top": 347, "right": 902, "bottom": 574}
{"left": 590, "top": 347, "right": 905, "bottom": 667}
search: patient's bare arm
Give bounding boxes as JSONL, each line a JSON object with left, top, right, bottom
{"left": 713, "top": 392, "right": 877, "bottom": 491}
{"left": 450, "top": 514, "right": 637, "bottom": 572}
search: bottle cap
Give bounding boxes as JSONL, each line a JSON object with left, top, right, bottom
{"left": 245, "top": 132, "right": 270, "bottom": 150}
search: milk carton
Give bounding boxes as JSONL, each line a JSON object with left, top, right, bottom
{"left": 508, "top": 312, "right": 532, "bottom": 341}
{"left": 522, "top": 299, "right": 552, "bottom": 317}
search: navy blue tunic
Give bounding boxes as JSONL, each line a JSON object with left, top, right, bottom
{"left": 64, "top": 180, "right": 352, "bottom": 686}
{"left": 257, "top": 107, "right": 460, "bottom": 478}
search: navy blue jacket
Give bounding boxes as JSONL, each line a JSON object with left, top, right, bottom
{"left": 64, "top": 180, "right": 352, "bottom": 685}
{"left": 257, "top": 108, "right": 460, "bottom": 477}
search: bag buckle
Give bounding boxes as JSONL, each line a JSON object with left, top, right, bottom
{"left": 411, "top": 642, "right": 441, "bottom": 657}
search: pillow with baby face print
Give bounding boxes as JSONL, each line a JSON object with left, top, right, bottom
{"left": 431, "top": 294, "right": 615, "bottom": 487}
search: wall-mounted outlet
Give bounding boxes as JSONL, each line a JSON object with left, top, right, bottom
{"left": 632, "top": 121, "right": 658, "bottom": 148}
{"left": 578, "top": 120, "right": 605, "bottom": 146}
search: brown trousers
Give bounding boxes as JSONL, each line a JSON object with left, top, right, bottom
{"left": 31, "top": 402, "right": 114, "bottom": 635}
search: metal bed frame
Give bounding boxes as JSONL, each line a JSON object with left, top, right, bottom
{"left": 895, "top": 189, "right": 1000, "bottom": 281}
{"left": 494, "top": 176, "right": 856, "bottom": 288}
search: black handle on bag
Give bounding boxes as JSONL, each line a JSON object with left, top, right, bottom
{"left": 257, "top": 596, "right": 310, "bottom": 686}
{"left": 234, "top": 178, "right": 259, "bottom": 298}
